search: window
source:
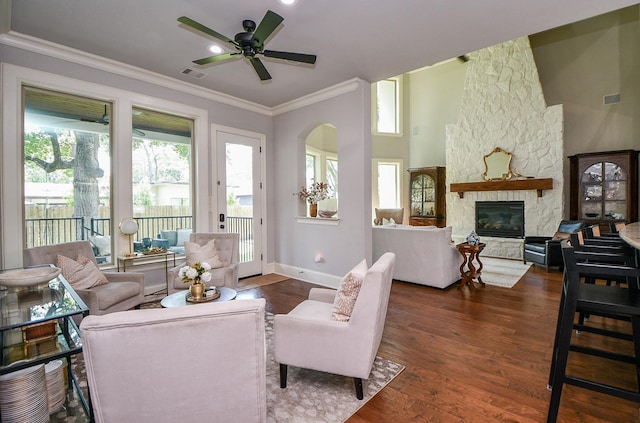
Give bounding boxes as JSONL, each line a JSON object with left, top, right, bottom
{"left": 304, "top": 124, "right": 338, "bottom": 216}
{"left": 372, "top": 159, "right": 402, "bottom": 215}
{"left": 373, "top": 78, "right": 401, "bottom": 134}
{"left": 23, "top": 87, "right": 113, "bottom": 263}
{"left": 131, "top": 107, "right": 193, "bottom": 246}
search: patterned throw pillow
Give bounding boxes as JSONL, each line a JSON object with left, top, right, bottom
{"left": 184, "top": 240, "right": 224, "bottom": 269}
{"left": 56, "top": 254, "right": 109, "bottom": 289}
{"left": 331, "top": 272, "right": 364, "bottom": 322}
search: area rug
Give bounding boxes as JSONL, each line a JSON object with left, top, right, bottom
{"left": 237, "top": 273, "right": 290, "bottom": 291}
{"left": 480, "top": 257, "right": 532, "bottom": 288}
{"left": 55, "top": 310, "right": 404, "bottom": 423}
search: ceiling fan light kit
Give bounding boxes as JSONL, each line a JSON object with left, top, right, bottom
{"left": 178, "top": 10, "right": 316, "bottom": 81}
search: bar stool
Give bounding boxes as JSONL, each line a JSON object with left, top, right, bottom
{"left": 546, "top": 242, "right": 640, "bottom": 422}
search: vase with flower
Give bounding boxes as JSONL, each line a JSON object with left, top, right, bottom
{"left": 295, "top": 181, "right": 330, "bottom": 217}
{"left": 179, "top": 261, "right": 212, "bottom": 300}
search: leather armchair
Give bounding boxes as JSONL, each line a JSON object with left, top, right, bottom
{"left": 274, "top": 252, "right": 395, "bottom": 400}
{"left": 167, "top": 232, "right": 239, "bottom": 294}
{"left": 523, "top": 220, "right": 586, "bottom": 272}
{"left": 80, "top": 298, "right": 267, "bottom": 423}
{"left": 24, "top": 240, "right": 144, "bottom": 315}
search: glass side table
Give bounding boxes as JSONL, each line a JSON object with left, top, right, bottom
{"left": 0, "top": 269, "right": 91, "bottom": 421}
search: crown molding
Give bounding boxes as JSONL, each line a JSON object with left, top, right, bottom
{"left": 0, "top": 31, "right": 272, "bottom": 116}
{"left": 271, "top": 78, "right": 362, "bottom": 116}
{"left": 0, "top": 31, "right": 366, "bottom": 117}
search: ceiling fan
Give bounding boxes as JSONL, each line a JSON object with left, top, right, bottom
{"left": 80, "top": 105, "right": 146, "bottom": 137}
{"left": 178, "top": 10, "right": 317, "bottom": 81}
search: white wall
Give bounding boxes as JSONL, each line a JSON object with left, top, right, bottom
{"left": 272, "top": 79, "right": 372, "bottom": 285}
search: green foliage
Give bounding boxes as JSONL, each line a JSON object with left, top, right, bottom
{"left": 227, "top": 192, "right": 237, "bottom": 206}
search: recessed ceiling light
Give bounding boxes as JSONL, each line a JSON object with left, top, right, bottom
{"left": 209, "top": 45, "right": 223, "bottom": 54}
{"left": 278, "top": 0, "right": 296, "bottom": 5}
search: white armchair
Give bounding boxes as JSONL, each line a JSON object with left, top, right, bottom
{"left": 273, "top": 252, "right": 396, "bottom": 399}
{"left": 167, "top": 232, "right": 239, "bottom": 294}
{"left": 80, "top": 298, "right": 267, "bottom": 423}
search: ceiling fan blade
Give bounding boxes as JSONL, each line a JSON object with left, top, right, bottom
{"left": 193, "top": 52, "right": 240, "bottom": 65}
{"left": 263, "top": 50, "right": 317, "bottom": 64}
{"left": 249, "top": 57, "right": 272, "bottom": 81}
{"left": 177, "top": 16, "right": 237, "bottom": 47}
{"left": 252, "top": 10, "right": 283, "bottom": 47}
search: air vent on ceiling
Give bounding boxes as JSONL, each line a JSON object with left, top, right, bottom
{"left": 603, "top": 93, "right": 621, "bottom": 105}
{"left": 180, "top": 67, "right": 207, "bottom": 79}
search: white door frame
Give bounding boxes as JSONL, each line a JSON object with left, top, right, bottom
{"left": 210, "top": 124, "right": 267, "bottom": 277}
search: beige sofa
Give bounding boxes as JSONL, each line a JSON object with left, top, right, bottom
{"left": 80, "top": 298, "right": 267, "bottom": 423}
{"left": 372, "top": 225, "right": 462, "bottom": 288}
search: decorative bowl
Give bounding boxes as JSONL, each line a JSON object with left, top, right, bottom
{"left": 318, "top": 210, "right": 337, "bottom": 218}
{"left": 0, "top": 267, "right": 61, "bottom": 288}
{"left": 142, "top": 247, "right": 167, "bottom": 255}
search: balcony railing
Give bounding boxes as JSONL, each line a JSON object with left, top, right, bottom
{"left": 24, "top": 215, "right": 254, "bottom": 263}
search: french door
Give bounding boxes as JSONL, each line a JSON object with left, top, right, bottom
{"left": 213, "top": 125, "right": 264, "bottom": 277}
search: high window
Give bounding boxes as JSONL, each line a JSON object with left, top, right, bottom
{"left": 373, "top": 78, "right": 401, "bottom": 134}
{"left": 23, "top": 87, "right": 113, "bottom": 262}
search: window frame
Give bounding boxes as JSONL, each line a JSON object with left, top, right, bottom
{"left": 1, "top": 64, "right": 209, "bottom": 269}
{"left": 372, "top": 77, "right": 403, "bottom": 136}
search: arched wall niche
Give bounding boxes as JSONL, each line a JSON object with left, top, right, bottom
{"left": 299, "top": 122, "right": 339, "bottom": 216}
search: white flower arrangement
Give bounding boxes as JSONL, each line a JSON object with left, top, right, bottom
{"left": 295, "top": 181, "right": 330, "bottom": 204}
{"left": 179, "top": 261, "right": 212, "bottom": 284}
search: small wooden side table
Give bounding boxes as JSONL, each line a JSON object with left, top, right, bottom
{"left": 456, "top": 242, "right": 486, "bottom": 288}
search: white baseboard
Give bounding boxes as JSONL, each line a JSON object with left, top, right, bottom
{"left": 271, "top": 262, "right": 341, "bottom": 289}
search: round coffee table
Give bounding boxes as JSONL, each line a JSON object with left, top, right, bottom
{"left": 160, "top": 286, "right": 237, "bottom": 308}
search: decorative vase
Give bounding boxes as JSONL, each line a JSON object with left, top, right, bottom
{"left": 467, "top": 230, "right": 480, "bottom": 246}
{"left": 309, "top": 203, "right": 318, "bottom": 218}
{"left": 190, "top": 282, "right": 205, "bottom": 300}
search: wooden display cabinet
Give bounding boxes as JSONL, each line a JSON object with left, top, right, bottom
{"left": 569, "top": 150, "right": 638, "bottom": 228}
{"left": 408, "top": 166, "right": 446, "bottom": 227}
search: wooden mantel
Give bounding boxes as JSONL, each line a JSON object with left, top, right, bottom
{"left": 449, "top": 178, "right": 553, "bottom": 198}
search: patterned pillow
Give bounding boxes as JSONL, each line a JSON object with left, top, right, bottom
{"left": 184, "top": 240, "right": 224, "bottom": 269}
{"left": 56, "top": 254, "right": 109, "bottom": 289}
{"left": 331, "top": 272, "right": 364, "bottom": 322}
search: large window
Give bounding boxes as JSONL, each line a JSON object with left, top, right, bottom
{"left": 23, "top": 87, "right": 113, "bottom": 262}
{"left": 372, "top": 159, "right": 402, "bottom": 215}
{"left": 374, "top": 78, "right": 401, "bottom": 134}
{"left": 131, "top": 107, "right": 193, "bottom": 247}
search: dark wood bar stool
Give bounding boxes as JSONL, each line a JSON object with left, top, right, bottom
{"left": 546, "top": 242, "right": 640, "bottom": 422}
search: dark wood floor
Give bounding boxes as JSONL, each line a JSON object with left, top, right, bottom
{"left": 237, "top": 264, "right": 640, "bottom": 422}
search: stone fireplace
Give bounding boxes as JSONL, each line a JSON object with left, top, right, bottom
{"left": 445, "top": 37, "right": 564, "bottom": 260}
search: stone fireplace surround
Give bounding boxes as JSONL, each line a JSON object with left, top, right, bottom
{"left": 445, "top": 37, "right": 564, "bottom": 260}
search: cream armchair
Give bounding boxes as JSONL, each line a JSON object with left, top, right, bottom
{"left": 80, "top": 298, "right": 267, "bottom": 423}
{"left": 24, "top": 240, "right": 144, "bottom": 315}
{"left": 167, "top": 232, "right": 239, "bottom": 294}
{"left": 273, "top": 252, "right": 396, "bottom": 399}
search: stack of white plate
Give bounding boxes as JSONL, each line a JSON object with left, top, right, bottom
{"left": 0, "top": 364, "right": 49, "bottom": 423}
{"left": 45, "top": 360, "right": 66, "bottom": 413}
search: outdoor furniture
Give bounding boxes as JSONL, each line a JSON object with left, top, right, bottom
{"left": 23, "top": 240, "right": 145, "bottom": 315}
{"left": 80, "top": 298, "right": 267, "bottom": 423}
{"left": 167, "top": 232, "right": 239, "bottom": 294}
{"left": 273, "top": 252, "right": 395, "bottom": 400}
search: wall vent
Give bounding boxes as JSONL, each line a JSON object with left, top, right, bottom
{"left": 180, "top": 68, "right": 207, "bottom": 79}
{"left": 603, "top": 93, "right": 621, "bottom": 104}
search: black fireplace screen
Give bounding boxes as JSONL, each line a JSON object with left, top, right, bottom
{"left": 475, "top": 201, "right": 524, "bottom": 238}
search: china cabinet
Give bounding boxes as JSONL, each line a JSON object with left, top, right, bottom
{"left": 408, "top": 166, "right": 446, "bottom": 227}
{"left": 569, "top": 150, "right": 638, "bottom": 227}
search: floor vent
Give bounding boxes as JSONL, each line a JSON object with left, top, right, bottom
{"left": 180, "top": 68, "right": 207, "bottom": 79}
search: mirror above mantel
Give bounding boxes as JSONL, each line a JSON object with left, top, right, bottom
{"left": 450, "top": 147, "right": 553, "bottom": 198}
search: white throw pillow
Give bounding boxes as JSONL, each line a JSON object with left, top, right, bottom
{"left": 331, "top": 259, "right": 368, "bottom": 322}
{"left": 184, "top": 240, "right": 224, "bottom": 269}
{"left": 56, "top": 254, "right": 109, "bottom": 289}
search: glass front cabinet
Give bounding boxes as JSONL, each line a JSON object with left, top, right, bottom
{"left": 569, "top": 150, "right": 638, "bottom": 228}
{"left": 408, "top": 166, "right": 446, "bottom": 227}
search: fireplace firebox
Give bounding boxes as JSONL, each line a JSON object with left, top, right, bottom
{"left": 475, "top": 201, "right": 524, "bottom": 238}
